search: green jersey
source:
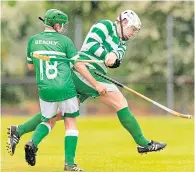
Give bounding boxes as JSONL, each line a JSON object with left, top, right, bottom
{"left": 27, "top": 30, "right": 77, "bottom": 102}
{"left": 78, "top": 20, "right": 127, "bottom": 74}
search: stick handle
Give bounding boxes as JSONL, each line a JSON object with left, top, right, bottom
{"left": 75, "top": 59, "right": 104, "bottom": 63}
{"left": 94, "top": 71, "right": 192, "bottom": 119}
{"left": 95, "top": 71, "right": 124, "bottom": 87}
{"left": 32, "top": 53, "right": 104, "bottom": 64}
{"left": 32, "top": 53, "right": 50, "bottom": 61}
{"left": 49, "top": 58, "right": 104, "bottom": 63}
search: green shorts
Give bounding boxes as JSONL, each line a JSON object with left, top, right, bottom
{"left": 72, "top": 69, "right": 119, "bottom": 103}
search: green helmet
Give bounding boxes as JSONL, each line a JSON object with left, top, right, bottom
{"left": 44, "top": 9, "right": 68, "bottom": 28}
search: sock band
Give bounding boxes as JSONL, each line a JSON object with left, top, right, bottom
{"left": 40, "top": 122, "right": 51, "bottom": 132}
{"left": 65, "top": 129, "right": 79, "bottom": 136}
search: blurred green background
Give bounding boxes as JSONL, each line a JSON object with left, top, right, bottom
{"left": 1, "top": 1, "right": 194, "bottom": 172}
{"left": 1, "top": 1, "right": 194, "bottom": 116}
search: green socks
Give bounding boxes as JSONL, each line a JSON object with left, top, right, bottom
{"left": 17, "top": 113, "right": 42, "bottom": 137}
{"left": 65, "top": 130, "right": 78, "bottom": 165}
{"left": 117, "top": 107, "right": 149, "bottom": 147}
{"left": 32, "top": 122, "right": 50, "bottom": 147}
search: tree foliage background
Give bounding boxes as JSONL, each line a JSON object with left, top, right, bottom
{"left": 1, "top": 1, "right": 194, "bottom": 113}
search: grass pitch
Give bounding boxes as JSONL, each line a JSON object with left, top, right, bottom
{"left": 1, "top": 115, "right": 194, "bottom": 172}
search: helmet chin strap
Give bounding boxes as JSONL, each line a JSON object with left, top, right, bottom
{"left": 119, "top": 14, "right": 129, "bottom": 41}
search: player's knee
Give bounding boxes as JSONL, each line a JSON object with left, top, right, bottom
{"left": 115, "top": 97, "right": 128, "bottom": 111}
{"left": 47, "top": 118, "right": 57, "bottom": 129}
{"left": 64, "top": 117, "right": 77, "bottom": 130}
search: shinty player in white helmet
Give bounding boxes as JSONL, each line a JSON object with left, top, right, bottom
{"left": 73, "top": 9, "right": 167, "bottom": 154}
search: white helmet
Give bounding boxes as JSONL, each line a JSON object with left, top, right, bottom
{"left": 117, "top": 10, "right": 141, "bottom": 31}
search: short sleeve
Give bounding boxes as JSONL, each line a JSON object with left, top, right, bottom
{"left": 66, "top": 38, "right": 78, "bottom": 59}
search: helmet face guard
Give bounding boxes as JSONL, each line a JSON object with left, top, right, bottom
{"left": 58, "top": 22, "right": 69, "bottom": 34}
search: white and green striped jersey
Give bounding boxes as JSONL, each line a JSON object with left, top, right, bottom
{"left": 78, "top": 20, "right": 127, "bottom": 74}
{"left": 27, "top": 30, "right": 77, "bottom": 102}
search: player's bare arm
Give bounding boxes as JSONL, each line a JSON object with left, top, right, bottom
{"left": 74, "top": 62, "right": 107, "bottom": 95}
{"left": 27, "top": 64, "right": 34, "bottom": 70}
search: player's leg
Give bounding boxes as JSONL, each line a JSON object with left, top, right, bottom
{"left": 18, "top": 112, "right": 42, "bottom": 137}
{"left": 25, "top": 99, "right": 58, "bottom": 166}
{"left": 64, "top": 118, "right": 83, "bottom": 171}
{"left": 6, "top": 110, "right": 65, "bottom": 156}
{"left": 6, "top": 112, "right": 42, "bottom": 156}
{"left": 98, "top": 90, "right": 167, "bottom": 154}
{"left": 99, "top": 90, "right": 149, "bottom": 146}
{"left": 73, "top": 70, "right": 166, "bottom": 153}
{"left": 73, "top": 69, "right": 149, "bottom": 146}
{"left": 61, "top": 97, "right": 83, "bottom": 171}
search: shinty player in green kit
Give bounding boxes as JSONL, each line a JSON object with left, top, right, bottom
{"left": 7, "top": 9, "right": 166, "bottom": 170}
{"left": 25, "top": 9, "right": 90, "bottom": 171}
